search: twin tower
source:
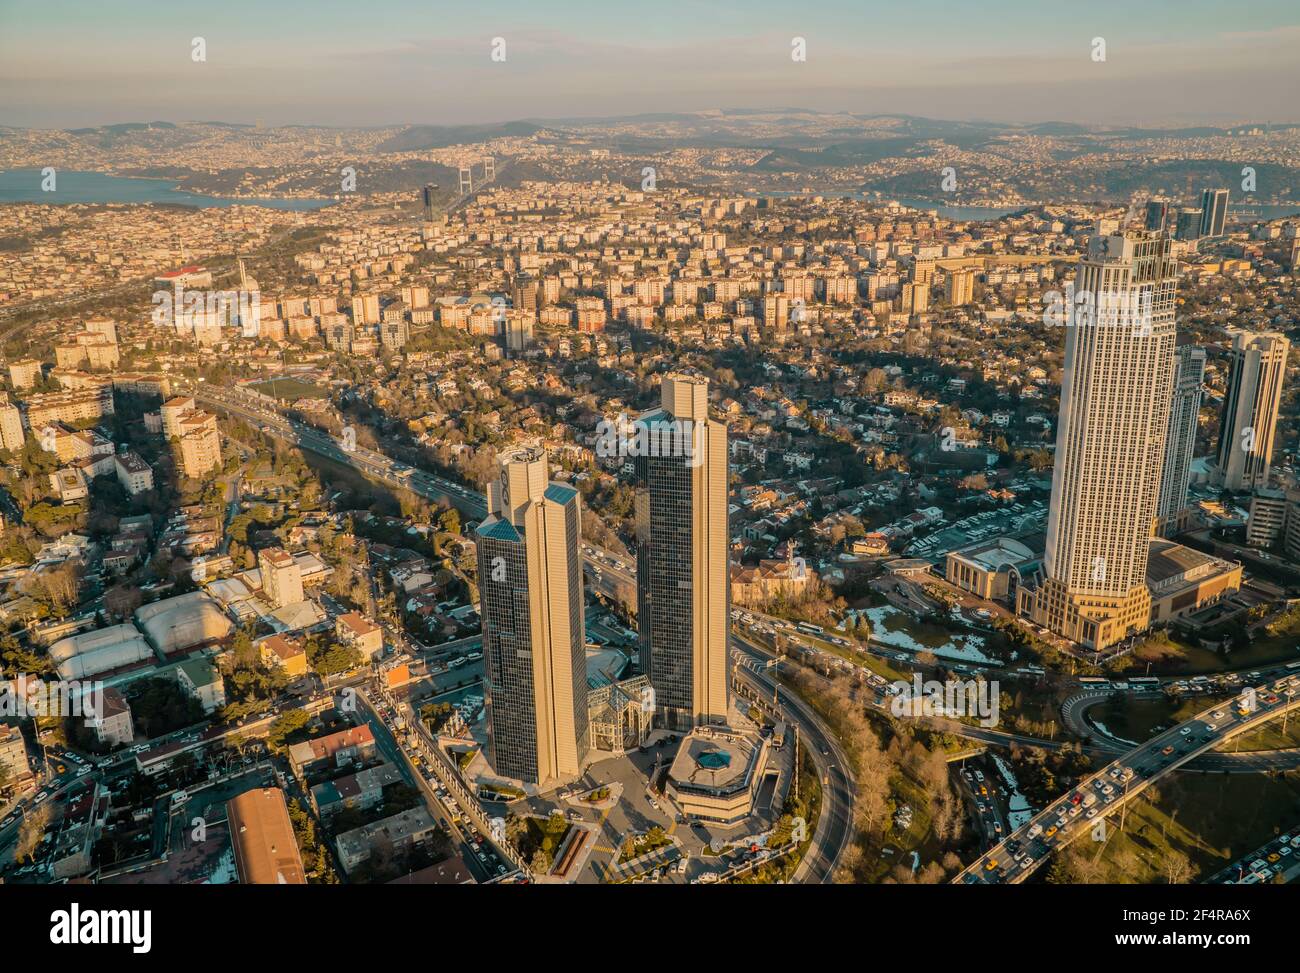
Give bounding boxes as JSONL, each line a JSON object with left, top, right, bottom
{"left": 475, "top": 375, "right": 729, "bottom": 787}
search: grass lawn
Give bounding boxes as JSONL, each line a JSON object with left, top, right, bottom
{"left": 1219, "top": 713, "right": 1300, "bottom": 753}
{"left": 1092, "top": 693, "right": 1233, "bottom": 743}
{"left": 1130, "top": 629, "right": 1300, "bottom": 677}
{"left": 247, "top": 377, "right": 328, "bottom": 400}
{"left": 1074, "top": 770, "right": 1300, "bottom": 883}
{"left": 617, "top": 828, "right": 672, "bottom": 865}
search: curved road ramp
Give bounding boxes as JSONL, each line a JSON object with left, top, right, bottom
{"left": 955, "top": 673, "right": 1300, "bottom": 884}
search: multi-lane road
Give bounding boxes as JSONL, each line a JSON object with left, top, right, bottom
{"left": 729, "top": 634, "right": 855, "bottom": 884}
{"left": 199, "top": 382, "right": 642, "bottom": 600}
{"left": 193, "top": 384, "right": 488, "bottom": 518}
{"left": 195, "top": 381, "right": 1300, "bottom": 886}
{"left": 956, "top": 672, "right": 1300, "bottom": 884}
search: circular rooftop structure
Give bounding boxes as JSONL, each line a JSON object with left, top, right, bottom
{"left": 696, "top": 748, "right": 732, "bottom": 771}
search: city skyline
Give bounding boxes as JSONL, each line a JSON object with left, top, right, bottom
{"left": 2, "top": 0, "right": 1299, "bottom": 920}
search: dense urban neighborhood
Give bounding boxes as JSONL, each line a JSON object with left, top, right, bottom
{"left": 2, "top": 10, "right": 1300, "bottom": 943}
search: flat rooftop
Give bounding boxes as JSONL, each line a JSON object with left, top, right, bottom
{"left": 667, "top": 725, "right": 764, "bottom": 798}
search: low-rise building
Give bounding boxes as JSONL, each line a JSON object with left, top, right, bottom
{"left": 86, "top": 686, "right": 134, "bottom": 746}
{"left": 665, "top": 724, "right": 769, "bottom": 825}
{"left": 0, "top": 723, "right": 33, "bottom": 789}
{"left": 288, "top": 724, "right": 377, "bottom": 779}
{"left": 729, "top": 555, "right": 817, "bottom": 607}
{"left": 226, "top": 787, "right": 307, "bottom": 884}
{"left": 310, "top": 761, "right": 403, "bottom": 821}
{"left": 335, "top": 611, "right": 383, "bottom": 661}
{"left": 114, "top": 451, "right": 155, "bottom": 496}
{"left": 335, "top": 806, "right": 438, "bottom": 875}
{"left": 175, "top": 656, "right": 227, "bottom": 713}
{"left": 945, "top": 536, "right": 1039, "bottom": 602}
{"left": 1146, "top": 540, "right": 1243, "bottom": 625}
{"left": 258, "top": 634, "right": 309, "bottom": 678}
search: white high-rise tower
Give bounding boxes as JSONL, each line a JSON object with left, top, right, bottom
{"left": 1021, "top": 231, "right": 1178, "bottom": 651}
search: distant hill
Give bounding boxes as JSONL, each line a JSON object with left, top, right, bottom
{"left": 377, "top": 122, "right": 545, "bottom": 153}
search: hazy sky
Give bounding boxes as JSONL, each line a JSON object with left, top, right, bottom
{"left": 2, "top": 0, "right": 1297, "bottom": 129}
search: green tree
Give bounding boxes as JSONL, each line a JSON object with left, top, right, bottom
{"left": 267, "top": 709, "right": 311, "bottom": 750}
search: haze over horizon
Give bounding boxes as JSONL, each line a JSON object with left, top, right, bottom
{"left": 2, "top": 0, "right": 1298, "bottom": 129}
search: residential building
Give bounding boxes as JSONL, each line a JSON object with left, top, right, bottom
{"left": 259, "top": 547, "right": 304, "bottom": 608}
{"left": 1213, "top": 331, "right": 1290, "bottom": 492}
{"left": 0, "top": 723, "right": 32, "bottom": 789}
{"left": 175, "top": 657, "right": 226, "bottom": 714}
{"left": 258, "top": 634, "right": 309, "bottom": 678}
{"left": 335, "top": 807, "right": 438, "bottom": 875}
{"left": 7, "top": 359, "right": 41, "bottom": 390}
{"left": 86, "top": 686, "right": 134, "bottom": 746}
{"left": 20, "top": 384, "right": 114, "bottom": 429}
{"left": 1156, "top": 345, "right": 1206, "bottom": 523}
{"left": 0, "top": 404, "right": 24, "bottom": 452}
{"left": 288, "top": 724, "right": 377, "bottom": 779}
{"left": 310, "top": 761, "right": 403, "bottom": 821}
{"left": 162, "top": 395, "right": 222, "bottom": 477}
{"left": 114, "top": 451, "right": 155, "bottom": 496}
{"left": 335, "top": 611, "right": 383, "bottom": 661}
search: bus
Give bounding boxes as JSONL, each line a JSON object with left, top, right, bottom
{"left": 772, "top": 722, "right": 787, "bottom": 749}
{"left": 1077, "top": 677, "right": 1111, "bottom": 688}
{"left": 1130, "top": 676, "right": 1161, "bottom": 686}
{"left": 796, "top": 622, "right": 825, "bottom": 637}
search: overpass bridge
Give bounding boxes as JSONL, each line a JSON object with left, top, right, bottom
{"left": 955, "top": 674, "right": 1300, "bottom": 884}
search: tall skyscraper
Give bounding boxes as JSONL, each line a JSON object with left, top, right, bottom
{"left": 421, "top": 183, "right": 437, "bottom": 222}
{"left": 1144, "top": 199, "right": 1169, "bottom": 233}
{"left": 1214, "top": 331, "right": 1290, "bottom": 492}
{"left": 635, "top": 375, "right": 730, "bottom": 730}
{"left": 1174, "top": 208, "right": 1202, "bottom": 242}
{"left": 1156, "top": 344, "right": 1207, "bottom": 522}
{"left": 475, "top": 446, "right": 589, "bottom": 786}
{"left": 1021, "top": 231, "right": 1178, "bottom": 651}
{"left": 1198, "top": 188, "right": 1229, "bottom": 239}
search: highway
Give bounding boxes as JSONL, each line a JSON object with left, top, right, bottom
{"left": 1204, "top": 823, "right": 1300, "bottom": 884}
{"left": 196, "top": 383, "right": 643, "bottom": 606}
{"left": 193, "top": 384, "right": 488, "bottom": 518}
{"left": 729, "top": 634, "right": 855, "bottom": 884}
{"left": 955, "top": 672, "right": 1300, "bottom": 884}
{"left": 1061, "top": 672, "right": 1300, "bottom": 773}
